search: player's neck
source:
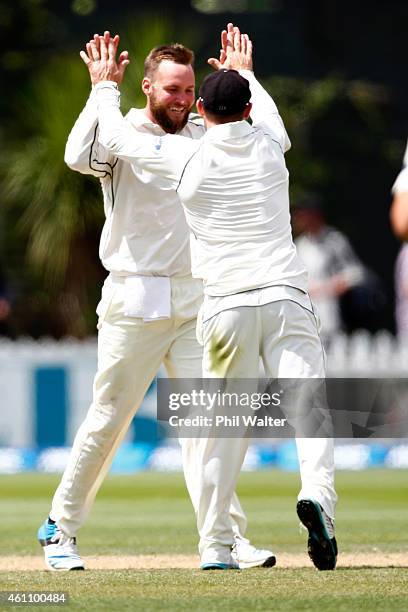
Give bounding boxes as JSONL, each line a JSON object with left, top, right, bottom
{"left": 143, "top": 105, "right": 157, "bottom": 125}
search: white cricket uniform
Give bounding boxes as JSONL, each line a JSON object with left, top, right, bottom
{"left": 95, "top": 72, "right": 337, "bottom": 564}
{"left": 51, "top": 90, "right": 249, "bottom": 541}
{"left": 295, "top": 227, "right": 364, "bottom": 342}
{"left": 392, "top": 142, "right": 408, "bottom": 338}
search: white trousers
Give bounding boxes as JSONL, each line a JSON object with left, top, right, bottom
{"left": 197, "top": 300, "right": 337, "bottom": 563}
{"left": 51, "top": 275, "right": 248, "bottom": 539}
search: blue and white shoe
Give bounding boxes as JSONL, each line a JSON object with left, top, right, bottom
{"left": 200, "top": 559, "right": 239, "bottom": 570}
{"left": 38, "top": 518, "right": 85, "bottom": 571}
{"left": 200, "top": 547, "right": 239, "bottom": 570}
{"left": 231, "top": 540, "right": 276, "bottom": 569}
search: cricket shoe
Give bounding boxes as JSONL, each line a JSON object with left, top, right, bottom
{"left": 200, "top": 546, "right": 239, "bottom": 570}
{"left": 201, "top": 560, "right": 239, "bottom": 570}
{"left": 38, "top": 518, "right": 85, "bottom": 571}
{"left": 296, "top": 499, "right": 337, "bottom": 571}
{"left": 231, "top": 540, "right": 276, "bottom": 569}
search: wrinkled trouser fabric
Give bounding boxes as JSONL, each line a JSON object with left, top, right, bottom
{"left": 196, "top": 300, "right": 337, "bottom": 564}
{"left": 50, "top": 274, "right": 248, "bottom": 540}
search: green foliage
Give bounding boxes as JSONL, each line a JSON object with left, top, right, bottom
{"left": 4, "top": 57, "right": 103, "bottom": 286}
{"left": 1, "top": 13, "right": 201, "bottom": 337}
{"left": 261, "top": 74, "right": 392, "bottom": 207}
{"left": 119, "top": 14, "right": 202, "bottom": 113}
{"left": 71, "top": 0, "right": 97, "bottom": 17}
{"left": 0, "top": 8, "right": 399, "bottom": 336}
{"left": 1, "top": 57, "right": 105, "bottom": 335}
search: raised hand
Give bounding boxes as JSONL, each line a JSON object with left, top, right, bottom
{"left": 80, "top": 30, "right": 130, "bottom": 85}
{"left": 207, "top": 26, "right": 227, "bottom": 71}
{"left": 207, "top": 23, "right": 253, "bottom": 72}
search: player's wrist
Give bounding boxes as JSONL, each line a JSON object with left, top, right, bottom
{"left": 93, "top": 81, "right": 119, "bottom": 91}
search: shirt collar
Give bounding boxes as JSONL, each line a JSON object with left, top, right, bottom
{"left": 125, "top": 108, "right": 201, "bottom": 136}
{"left": 203, "top": 120, "right": 253, "bottom": 142}
{"left": 125, "top": 108, "right": 166, "bottom": 134}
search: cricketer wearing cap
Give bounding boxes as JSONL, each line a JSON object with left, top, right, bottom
{"left": 92, "top": 28, "right": 338, "bottom": 571}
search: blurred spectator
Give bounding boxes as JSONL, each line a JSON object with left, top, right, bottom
{"left": 394, "top": 244, "right": 408, "bottom": 339}
{"left": 292, "top": 196, "right": 365, "bottom": 345}
{"left": 0, "top": 263, "right": 11, "bottom": 336}
{"left": 390, "top": 141, "right": 408, "bottom": 240}
{"left": 390, "top": 141, "right": 408, "bottom": 339}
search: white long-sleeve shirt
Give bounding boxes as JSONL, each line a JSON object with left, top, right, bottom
{"left": 95, "top": 72, "right": 308, "bottom": 297}
{"left": 65, "top": 92, "right": 204, "bottom": 277}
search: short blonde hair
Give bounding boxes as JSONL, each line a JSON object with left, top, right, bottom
{"left": 144, "top": 44, "right": 194, "bottom": 79}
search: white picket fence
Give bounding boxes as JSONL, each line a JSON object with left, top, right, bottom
{"left": 326, "top": 331, "right": 408, "bottom": 376}
{"left": 0, "top": 331, "right": 407, "bottom": 448}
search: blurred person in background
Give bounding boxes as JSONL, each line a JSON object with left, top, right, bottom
{"left": 390, "top": 140, "right": 408, "bottom": 338}
{"left": 394, "top": 243, "right": 408, "bottom": 339}
{"left": 37, "top": 26, "right": 274, "bottom": 572}
{"left": 390, "top": 141, "right": 408, "bottom": 241}
{"left": 292, "top": 196, "right": 365, "bottom": 347}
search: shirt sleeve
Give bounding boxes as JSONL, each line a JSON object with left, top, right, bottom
{"left": 392, "top": 141, "right": 408, "bottom": 194}
{"left": 64, "top": 89, "right": 115, "bottom": 177}
{"left": 95, "top": 82, "right": 200, "bottom": 188}
{"left": 239, "top": 69, "right": 291, "bottom": 154}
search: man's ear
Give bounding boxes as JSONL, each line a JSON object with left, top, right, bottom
{"left": 196, "top": 98, "right": 205, "bottom": 117}
{"left": 142, "top": 77, "right": 152, "bottom": 96}
{"left": 243, "top": 102, "right": 252, "bottom": 119}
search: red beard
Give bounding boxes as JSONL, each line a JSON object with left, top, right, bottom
{"left": 149, "top": 96, "right": 191, "bottom": 134}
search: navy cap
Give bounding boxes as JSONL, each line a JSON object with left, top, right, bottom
{"left": 198, "top": 69, "right": 251, "bottom": 116}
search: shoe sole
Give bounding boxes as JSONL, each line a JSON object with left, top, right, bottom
{"left": 238, "top": 555, "right": 277, "bottom": 569}
{"left": 201, "top": 562, "right": 237, "bottom": 570}
{"left": 44, "top": 558, "right": 85, "bottom": 571}
{"left": 296, "top": 500, "right": 337, "bottom": 571}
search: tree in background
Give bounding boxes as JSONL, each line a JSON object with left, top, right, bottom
{"left": 3, "top": 58, "right": 104, "bottom": 337}
{"left": 0, "top": 2, "right": 405, "bottom": 336}
{"left": 1, "top": 12, "right": 200, "bottom": 337}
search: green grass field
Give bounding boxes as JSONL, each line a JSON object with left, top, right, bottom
{"left": 0, "top": 469, "right": 407, "bottom": 610}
